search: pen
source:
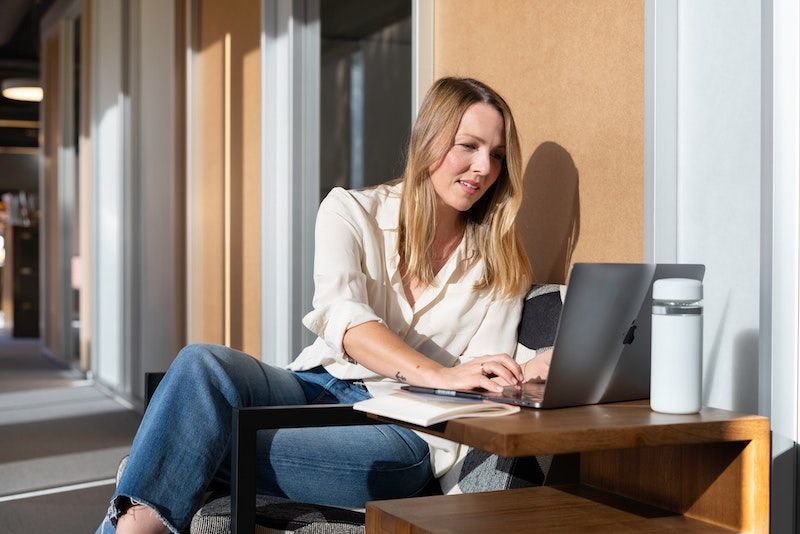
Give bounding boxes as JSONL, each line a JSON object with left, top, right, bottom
{"left": 402, "top": 385, "right": 485, "bottom": 400}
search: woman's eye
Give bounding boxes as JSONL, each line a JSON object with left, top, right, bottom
{"left": 459, "top": 143, "right": 477, "bottom": 151}
{"left": 491, "top": 152, "right": 505, "bottom": 161}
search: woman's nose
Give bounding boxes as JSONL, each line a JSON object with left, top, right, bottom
{"left": 472, "top": 150, "right": 492, "bottom": 175}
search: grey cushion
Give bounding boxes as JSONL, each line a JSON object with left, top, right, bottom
{"left": 190, "top": 495, "right": 364, "bottom": 534}
{"left": 518, "top": 284, "right": 564, "bottom": 351}
{"left": 445, "top": 448, "right": 549, "bottom": 495}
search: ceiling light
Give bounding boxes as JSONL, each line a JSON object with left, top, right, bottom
{"left": 1, "top": 79, "right": 43, "bottom": 102}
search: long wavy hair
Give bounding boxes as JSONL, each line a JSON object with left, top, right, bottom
{"left": 397, "top": 77, "right": 532, "bottom": 298}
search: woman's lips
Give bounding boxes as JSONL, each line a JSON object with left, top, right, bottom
{"left": 457, "top": 179, "right": 479, "bottom": 194}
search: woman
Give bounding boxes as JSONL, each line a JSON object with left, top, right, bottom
{"left": 99, "top": 77, "right": 545, "bottom": 534}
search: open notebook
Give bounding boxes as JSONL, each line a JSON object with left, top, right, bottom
{"left": 353, "top": 390, "right": 519, "bottom": 427}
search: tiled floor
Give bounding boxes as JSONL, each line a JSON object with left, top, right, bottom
{"left": 0, "top": 328, "right": 141, "bottom": 533}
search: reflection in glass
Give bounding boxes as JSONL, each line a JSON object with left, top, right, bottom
{"left": 320, "top": 0, "right": 411, "bottom": 198}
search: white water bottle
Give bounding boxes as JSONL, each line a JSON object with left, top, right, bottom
{"left": 650, "top": 278, "right": 703, "bottom": 414}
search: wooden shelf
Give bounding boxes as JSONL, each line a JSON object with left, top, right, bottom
{"left": 366, "top": 485, "right": 736, "bottom": 534}
{"left": 368, "top": 401, "right": 770, "bottom": 532}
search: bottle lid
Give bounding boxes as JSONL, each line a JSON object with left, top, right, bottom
{"left": 653, "top": 278, "right": 702, "bottom": 301}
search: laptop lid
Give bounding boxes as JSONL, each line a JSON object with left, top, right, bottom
{"left": 598, "top": 263, "right": 705, "bottom": 403}
{"left": 536, "top": 263, "right": 657, "bottom": 409}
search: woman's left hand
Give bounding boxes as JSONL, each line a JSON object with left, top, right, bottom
{"left": 521, "top": 347, "right": 553, "bottom": 383}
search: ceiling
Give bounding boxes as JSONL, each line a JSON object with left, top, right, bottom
{"left": 0, "top": 0, "right": 53, "bottom": 151}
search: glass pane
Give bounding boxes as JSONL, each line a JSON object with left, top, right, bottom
{"left": 320, "top": 0, "right": 411, "bottom": 199}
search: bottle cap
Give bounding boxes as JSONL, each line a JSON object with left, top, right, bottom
{"left": 653, "top": 278, "right": 702, "bottom": 301}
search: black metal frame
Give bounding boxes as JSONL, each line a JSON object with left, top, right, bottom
{"left": 231, "top": 404, "right": 384, "bottom": 533}
{"left": 144, "top": 373, "right": 387, "bottom": 534}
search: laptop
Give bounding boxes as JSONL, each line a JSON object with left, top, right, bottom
{"left": 404, "top": 263, "right": 704, "bottom": 409}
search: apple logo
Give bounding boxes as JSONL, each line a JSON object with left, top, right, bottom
{"left": 623, "top": 320, "right": 637, "bottom": 345}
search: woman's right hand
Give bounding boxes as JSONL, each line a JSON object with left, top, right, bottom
{"left": 431, "top": 354, "right": 522, "bottom": 393}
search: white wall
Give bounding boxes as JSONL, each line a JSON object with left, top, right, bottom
{"left": 135, "top": 0, "right": 183, "bottom": 398}
{"left": 649, "top": 0, "right": 799, "bottom": 530}
{"left": 763, "top": 0, "right": 800, "bottom": 531}
{"left": 91, "top": 0, "right": 183, "bottom": 402}
{"left": 91, "top": 0, "right": 125, "bottom": 390}
{"left": 649, "top": 0, "right": 762, "bottom": 412}
{"left": 675, "top": 1, "right": 761, "bottom": 413}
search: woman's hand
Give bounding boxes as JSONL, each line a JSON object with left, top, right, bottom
{"left": 522, "top": 347, "right": 553, "bottom": 383}
{"left": 433, "top": 354, "right": 523, "bottom": 393}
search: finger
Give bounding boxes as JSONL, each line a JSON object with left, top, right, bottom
{"left": 481, "top": 360, "right": 519, "bottom": 386}
{"left": 478, "top": 375, "right": 504, "bottom": 393}
{"left": 494, "top": 354, "right": 525, "bottom": 383}
{"left": 487, "top": 354, "right": 523, "bottom": 383}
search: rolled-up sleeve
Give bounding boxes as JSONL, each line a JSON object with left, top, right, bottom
{"left": 456, "top": 295, "right": 523, "bottom": 365}
{"left": 301, "top": 190, "right": 384, "bottom": 357}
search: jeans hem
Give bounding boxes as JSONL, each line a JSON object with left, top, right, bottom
{"left": 106, "top": 494, "right": 181, "bottom": 534}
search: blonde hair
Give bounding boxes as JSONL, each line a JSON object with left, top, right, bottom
{"left": 397, "top": 77, "right": 532, "bottom": 298}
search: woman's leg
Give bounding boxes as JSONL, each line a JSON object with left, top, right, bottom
{"left": 254, "top": 423, "right": 433, "bottom": 507}
{"left": 97, "top": 344, "right": 308, "bottom": 534}
{"left": 251, "top": 369, "right": 433, "bottom": 507}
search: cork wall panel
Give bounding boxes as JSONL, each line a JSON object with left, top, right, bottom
{"left": 435, "top": 0, "right": 644, "bottom": 283}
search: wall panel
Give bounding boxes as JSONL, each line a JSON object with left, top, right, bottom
{"left": 41, "top": 33, "right": 63, "bottom": 356}
{"left": 187, "top": 0, "right": 261, "bottom": 355}
{"left": 434, "top": 0, "right": 644, "bottom": 283}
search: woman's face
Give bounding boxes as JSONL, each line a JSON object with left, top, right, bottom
{"left": 429, "top": 102, "right": 506, "bottom": 217}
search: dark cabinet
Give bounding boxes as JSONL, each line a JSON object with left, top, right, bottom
{"left": 12, "top": 225, "right": 39, "bottom": 338}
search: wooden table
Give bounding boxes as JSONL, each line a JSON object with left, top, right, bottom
{"left": 365, "top": 400, "right": 770, "bottom": 533}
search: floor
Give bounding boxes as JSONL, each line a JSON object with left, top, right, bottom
{"left": 0, "top": 316, "right": 142, "bottom": 533}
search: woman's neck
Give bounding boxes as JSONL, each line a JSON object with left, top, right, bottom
{"left": 432, "top": 204, "right": 466, "bottom": 263}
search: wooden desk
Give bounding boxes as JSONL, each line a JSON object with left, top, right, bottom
{"left": 366, "top": 400, "right": 769, "bottom": 533}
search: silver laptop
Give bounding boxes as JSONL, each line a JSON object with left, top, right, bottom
{"left": 478, "top": 262, "right": 705, "bottom": 408}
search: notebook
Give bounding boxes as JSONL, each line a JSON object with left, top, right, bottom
{"left": 406, "top": 263, "right": 704, "bottom": 409}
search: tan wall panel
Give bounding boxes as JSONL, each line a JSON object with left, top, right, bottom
{"left": 240, "top": 46, "right": 261, "bottom": 353}
{"left": 188, "top": 0, "right": 260, "bottom": 354}
{"left": 435, "top": 0, "right": 644, "bottom": 284}
{"left": 79, "top": 0, "right": 93, "bottom": 370}
{"left": 42, "top": 33, "right": 62, "bottom": 353}
{"left": 190, "top": 22, "right": 225, "bottom": 344}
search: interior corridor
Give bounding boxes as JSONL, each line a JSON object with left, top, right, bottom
{"left": 0, "top": 313, "right": 141, "bottom": 533}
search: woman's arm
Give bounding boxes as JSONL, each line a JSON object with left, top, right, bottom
{"left": 343, "top": 321, "right": 521, "bottom": 393}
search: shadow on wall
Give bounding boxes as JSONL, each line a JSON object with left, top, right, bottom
{"left": 731, "top": 328, "right": 758, "bottom": 413}
{"left": 519, "top": 142, "right": 580, "bottom": 285}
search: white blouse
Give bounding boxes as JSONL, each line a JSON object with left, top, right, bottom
{"left": 288, "top": 182, "right": 523, "bottom": 476}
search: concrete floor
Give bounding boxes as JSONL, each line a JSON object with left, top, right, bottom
{"left": 0, "top": 323, "right": 141, "bottom": 533}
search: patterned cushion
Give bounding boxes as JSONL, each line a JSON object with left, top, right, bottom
{"left": 439, "top": 447, "right": 550, "bottom": 495}
{"left": 190, "top": 495, "right": 365, "bottom": 534}
{"left": 516, "top": 283, "right": 566, "bottom": 360}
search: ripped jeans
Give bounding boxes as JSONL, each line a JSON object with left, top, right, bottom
{"left": 95, "top": 344, "right": 432, "bottom": 533}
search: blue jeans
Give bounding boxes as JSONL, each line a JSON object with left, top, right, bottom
{"left": 95, "top": 344, "right": 432, "bottom": 533}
